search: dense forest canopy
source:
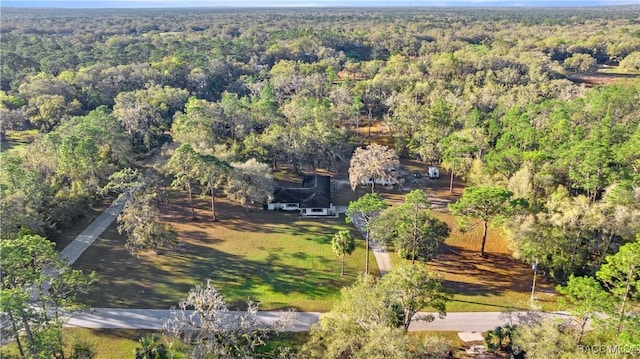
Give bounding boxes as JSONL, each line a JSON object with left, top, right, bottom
{"left": 1, "top": 6, "right": 639, "bottom": 278}
{"left": 1, "top": 5, "right": 640, "bottom": 357}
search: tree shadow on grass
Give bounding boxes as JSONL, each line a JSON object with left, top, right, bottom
{"left": 74, "top": 191, "right": 361, "bottom": 311}
{"left": 178, "top": 230, "right": 223, "bottom": 245}
{"left": 76, "top": 223, "right": 345, "bottom": 312}
{"left": 432, "top": 243, "right": 555, "bottom": 297}
{"left": 179, "top": 241, "right": 340, "bottom": 311}
{"left": 162, "top": 195, "right": 347, "bottom": 237}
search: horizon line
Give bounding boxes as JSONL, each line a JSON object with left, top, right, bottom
{"left": 2, "top": 0, "right": 640, "bottom": 10}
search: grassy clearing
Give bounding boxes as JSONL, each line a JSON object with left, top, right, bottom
{"left": 0, "top": 129, "right": 38, "bottom": 155}
{"left": 1, "top": 329, "right": 150, "bottom": 359}
{"left": 2, "top": 329, "right": 308, "bottom": 359}
{"left": 74, "top": 195, "right": 378, "bottom": 311}
{"left": 68, "top": 157, "right": 555, "bottom": 313}
{"left": 387, "top": 209, "right": 558, "bottom": 312}
{"left": 431, "top": 210, "right": 557, "bottom": 311}
{"left": 596, "top": 66, "right": 640, "bottom": 75}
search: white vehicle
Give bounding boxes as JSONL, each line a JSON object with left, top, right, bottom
{"left": 428, "top": 166, "right": 440, "bottom": 179}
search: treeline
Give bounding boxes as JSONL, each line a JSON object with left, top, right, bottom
{"left": 0, "top": 7, "right": 639, "bottom": 281}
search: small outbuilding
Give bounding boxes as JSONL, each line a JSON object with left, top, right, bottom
{"left": 267, "top": 175, "right": 336, "bottom": 216}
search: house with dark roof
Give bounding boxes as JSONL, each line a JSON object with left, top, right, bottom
{"left": 267, "top": 175, "right": 335, "bottom": 216}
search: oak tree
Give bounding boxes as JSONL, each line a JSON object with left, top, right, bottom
{"left": 349, "top": 143, "right": 400, "bottom": 193}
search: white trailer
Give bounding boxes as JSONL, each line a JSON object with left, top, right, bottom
{"left": 428, "top": 166, "right": 440, "bottom": 179}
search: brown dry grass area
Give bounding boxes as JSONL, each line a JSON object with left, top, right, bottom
{"left": 354, "top": 157, "right": 558, "bottom": 311}
{"left": 428, "top": 209, "right": 557, "bottom": 311}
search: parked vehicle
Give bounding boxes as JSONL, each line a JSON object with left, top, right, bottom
{"left": 428, "top": 166, "right": 440, "bottom": 179}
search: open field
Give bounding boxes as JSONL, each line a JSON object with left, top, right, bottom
{"left": 74, "top": 194, "right": 378, "bottom": 312}
{"left": 71, "top": 155, "right": 556, "bottom": 313}
{"left": 0, "top": 129, "right": 38, "bottom": 155}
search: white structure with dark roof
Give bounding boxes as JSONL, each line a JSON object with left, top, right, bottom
{"left": 267, "top": 175, "right": 336, "bottom": 216}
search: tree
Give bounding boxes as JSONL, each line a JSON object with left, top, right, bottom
{"left": 302, "top": 268, "right": 451, "bottom": 358}
{"left": 448, "top": 186, "right": 524, "bottom": 257}
{"left": 371, "top": 190, "right": 449, "bottom": 264}
{"left": 439, "top": 133, "right": 477, "bottom": 193}
{"left": 117, "top": 190, "right": 176, "bottom": 257}
{"left": 113, "top": 85, "right": 188, "bottom": 151}
{"left": 195, "top": 154, "right": 230, "bottom": 222}
{"left": 166, "top": 144, "right": 200, "bottom": 220}
{"left": 556, "top": 275, "right": 612, "bottom": 344}
{"left": 512, "top": 319, "right": 576, "bottom": 359}
{"left": 224, "top": 158, "right": 274, "bottom": 211}
{"left": 99, "top": 167, "right": 144, "bottom": 201}
{"left": 171, "top": 97, "right": 222, "bottom": 151}
{"left": 596, "top": 235, "right": 640, "bottom": 334}
{"left": 42, "top": 106, "right": 130, "bottom": 196}
{"left": 0, "top": 154, "right": 50, "bottom": 238}
{"left": 619, "top": 51, "right": 640, "bottom": 71}
{"left": 564, "top": 53, "right": 597, "bottom": 73}
{"left": 163, "top": 279, "right": 294, "bottom": 358}
{"left": 135, "top": 334, "right": 168, "bottom": 359}
{"left": 381, "top": 265, "right": 451, "bottom": 332}
{"left": 484, "top": 325, "right": 517, "bottom": 353}
{"left": 349, "top": 143, "right": 400, "bottom": 193}
{"left": 331, "top": 230, "right": 356, "bottom": 276}
{"left": 346, "top": 193, "right": 388, "bottom": 274}
{"left": 0, "top": 233, "right": 94, "bottom": 359}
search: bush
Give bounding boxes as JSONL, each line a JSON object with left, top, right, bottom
{"left": 71, "top": 341, "right": 96, "bottom": 359}
{"left": 484, "top": 325, "right": 517, "bottom": 353}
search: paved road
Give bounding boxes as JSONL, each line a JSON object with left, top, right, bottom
{"left": 65, "top": 308, "right": 570, "bottom": 332}
{"left": 65, "top": 309, "right": 322, "bottom": 332}
{"left": 47, "top": 185, "right": 565, "bottom": 337}
{"left": 60, "top": 197, "right": 126, "bottom": 265}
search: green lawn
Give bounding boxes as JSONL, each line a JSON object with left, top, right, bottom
{"left": 1, "top": 329, "right": 309, "bottom": 359}
{"left": 1, "top": 329, "right": 150, "bottom": 359}
{"left": 73, "top": 196, "right": 378, "bottom": 311}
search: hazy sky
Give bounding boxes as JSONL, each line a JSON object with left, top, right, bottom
{"left": 3, "top": 0, "right": 640, "bottom": 7}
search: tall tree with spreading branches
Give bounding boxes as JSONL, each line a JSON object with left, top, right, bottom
{"left": 224, "top": 158, "right": 274, "bottom": 211}
{"left": 349, "top": 143, "right": 400, "bottom": 193}
{"left": 372, "top": 190, "right": 449, "bottom": 264}
{"left": 166, "top": 144, "right": 200, "bottom": 220}
{"left": 346, "top": 193, "right": 388, "bottom": 274}
{"left": 596, "top": 235, "right": 640, "bottom": 335}
{"left": 117, "top": 190, "right": 176, "bottom": 257}
{"left": 164, "top": 279, "right": 295, "bottom": 358}
{"left": 449, "top": 186, "right": 525, "bottom": 257}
